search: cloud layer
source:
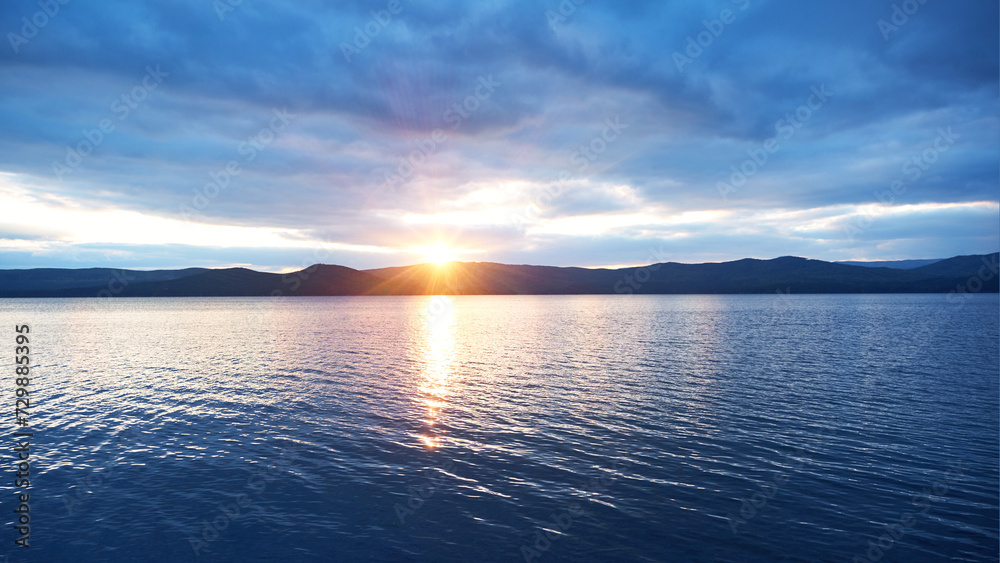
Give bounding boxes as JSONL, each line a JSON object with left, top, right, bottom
{"left": 1, "top": 0, "right": 996, "bottom": 270}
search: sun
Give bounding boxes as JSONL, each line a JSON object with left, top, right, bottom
{"left": 416, "top": 244, "right": 458, "bottom": 265}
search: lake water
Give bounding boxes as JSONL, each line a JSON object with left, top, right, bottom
{"left": 0, "top": 294, "right": 997, "bottom": 562}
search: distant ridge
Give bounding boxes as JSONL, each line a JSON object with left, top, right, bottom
{"left": 0, "top": 253, "right": 996, "bottom": 297}
{"left": 835, "top": 259, "right": 942, "bottom": 269}
{"left": 0, "top": 267, "right": 208, "bottom": 293}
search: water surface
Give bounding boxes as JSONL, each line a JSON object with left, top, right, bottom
{"left": 1, "top": 294, "right": 997, "bottom": 562}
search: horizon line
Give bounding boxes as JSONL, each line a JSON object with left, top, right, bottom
{"left": 3, "top": 252, "right": 997, "bottom": 273}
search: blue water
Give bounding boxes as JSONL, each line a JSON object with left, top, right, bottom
{"left": 0, "top": 294, "right": 997, "bottom": 562}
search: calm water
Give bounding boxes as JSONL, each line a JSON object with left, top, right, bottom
{"left": 0, "top": 294, "right": 997, "bottom": 562}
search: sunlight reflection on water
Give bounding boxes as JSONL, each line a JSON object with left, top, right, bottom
{"left": 418, "top": 295, "right": 456, "bottom": 449}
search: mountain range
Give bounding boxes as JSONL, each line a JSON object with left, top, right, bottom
{"left": 0, "top": 253, "right": 996, "bottom": 297}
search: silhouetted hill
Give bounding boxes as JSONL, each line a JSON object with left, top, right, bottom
{"left": 364, "top": 262, "right": 624, "bottom": 294}
{"left": 0, "top": 267, "right": 207, "bottom": 294}
{"left": 627, "top": 256, "right": 995, "bottom": 293}
{"left": 910, "top": 253, "right": 999, "bottom": 278}
{"left": 364, "top": 255, "right": 998, "bottom": 294}
{"left": 15, "top": 265, "right": 389, "bottom": 297}
{"left": 293, "top": 265, "right": 391, "bottom": 296}
{"left": 16, "top": 268, "right": 281, "bottom": 297}
{"left": 0, "top": 265, "right": 382, "bottom": 297}
{"left": 0, "top": 253, "right": 996, "bottom": 296}
{"left": 835, "top": 259, "right": 942, "bottom": 269}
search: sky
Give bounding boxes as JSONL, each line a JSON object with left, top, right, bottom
{"left": 0, "top": 0, "right": 997, "bottom": 272}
